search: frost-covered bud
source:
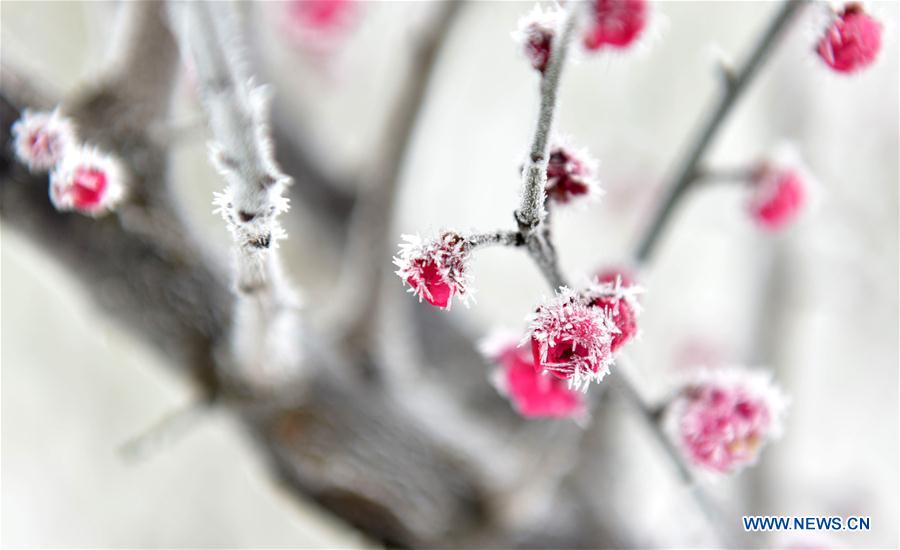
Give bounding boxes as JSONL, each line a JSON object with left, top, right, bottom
{"left": 394, "top": 232, "right": 472, "bottom": 310}
{"left": 583, "top": 0, "right": 649, "bottom": 51}
{"left": 545, "top": 138, "right": 601, "bottom": 204}
{"left": 512, "top": 5, "right": 562, "bottom": 73}
{"left": 481, "top": 331, "right": 585, "bottom": 420}
{"left": 667, "top": 367, "right": 788, "bottom": 474}
{"left": 585, "top": 268, "right": 642, "bottom": 352}
{"left": 527, "top": 287, "right": 617, "bottom": 391}
{"left": 282, "top": 0, "right": 356, "bottom": 53}
{"left": 49, "top": 146, "right": 127, "bottom": 216}
{"left": 11, "top": 109, "right": 77, "bottom": 172}
{"left": 747, "top": 148, "right": 813, "bottom": 230}
{"left": 816, "top": 3, "right": 882, "bottom": 74}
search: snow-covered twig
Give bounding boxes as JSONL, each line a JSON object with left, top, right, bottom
{"left": 515, "top": 2, "right": 579, "bottom": 234}
{"left": 169, "top": 1, "right": 302, "bottom": 385}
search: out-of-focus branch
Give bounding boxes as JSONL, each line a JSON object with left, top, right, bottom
{"left": 169, "top": 1, "right": 302, "bottom": 387}
{"left": 334, "top": 0, "right": 464, "bottom": 356}
{"left": 634, "top": 0, "right": 807, "bottom": 262}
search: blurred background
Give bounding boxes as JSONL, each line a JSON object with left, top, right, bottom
{"left": 2, "top": 1, "right": 897, "bottom": 547}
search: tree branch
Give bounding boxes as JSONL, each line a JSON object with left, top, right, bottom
{"left": 634, "top": 0, "right": 807, "bottom": 262}
{"left": 169, "top": 1, "right": 302, "bottom": 387}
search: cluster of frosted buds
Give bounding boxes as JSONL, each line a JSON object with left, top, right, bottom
{"left": 816, "top": 3, "right": 882, "bottom": 74}
{"left": 667, "top": 367, "right": 788, "bottom": 474}
{"left": 527, "top": 287, "right": 618, "bottom": 391}
{"left": 394, "top": 232, "right": 472, "bottom": 310}
{"left": 12, "top": 109, "right": 77, "bottom": 172}
{"left": 583, "top": 0, "right": 649, "bottom": 51}
{"left": 545, "top": 138, "right": 601, "bottom": 204}
{"left": 585, "top": 268, "right": 642, "bottom": 352}
{"left": 49, "top": 146, "right": 127, "bottom": 216}
{"left": 746, "top": 148, "right": 812, "bottom": 230}
{"left": 481, "top": 331, "right": 585, "bottom": 420}
{"left": 512, "top": 5, "right": 563, "bottom": 73}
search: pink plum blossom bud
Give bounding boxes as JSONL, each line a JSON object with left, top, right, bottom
{"left": 816, "top": 3, "right": 882, "bottom": 74}
{"left": 583, "top": 0, "right": 649, "bottom": 51}
{"left": 545, "top": 139, "right": 601, "bottom": 204}
{"left": 527, "top": 287, "right": 617, "bottom": 391}
{"left": 481, "top": 331, "right": 585, "bottom": 420}
{"left": 747, "top": 148, "right": 813, "bottom": 230}
{"left": 667, "top": 367, "right": 788, "bottom": 474}
{"left": 586, "top": 269, "right": 642, "bottom": 352}
{"left": 512, "top": 5, "right": 563, "bottom": 74}
{"left": 282, "top": 0, "right": 356, "bottom": 53}
{"left": 49, "top": 146, "right": 127, "bottom": 216}
{"left": 394, "top": 232, "right": 472, "bottom": 310}
{"left": 11, "top": 109, "right": 77, "bottom": 172}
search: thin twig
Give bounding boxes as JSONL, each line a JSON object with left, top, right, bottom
{"left": 515, "top": 2, "right": 579, "bottom": 234}
{"left": 634, "top": 0, "right": 807, "bottom": 263}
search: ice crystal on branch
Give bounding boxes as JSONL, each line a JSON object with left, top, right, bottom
{"left": 583, "top": 0, "right": 649, "bottom": 51}
{"left": 667, "top": 367, "right": 788, "bottom": 474}
{"left": 481, "top": 331, "right": 585, "bottom": 420}
{"left": 49, "top": 146, "right": 127, "bottom": 216}
{"left": 209, "top": 85, "right": 292, "bottom": 285}
{"left": 12, "top": 109, "right": 77, "bottom": 172}
{"left": 585, "top": 268, "right": 642, "bottom": 352}
{"left": 527, "top": 287, "right": 617, "bottom": 391}
{"left": 394, "top": 232, "right": 472, "bottom": 310}
{"left": 512, "top": 5, "right": 563, "bottom": 74}
{"left": 747, "top": 147, "right": 814, "bottom": 231}
{"left": 816, "top": 3, "right": 882, "bottom": 73}
{"left": 545, "top": 138, "right": 601, "bottom": 205}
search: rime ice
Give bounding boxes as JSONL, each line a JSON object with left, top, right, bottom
{"left": 669, "top": 367, "right": 788, "bottom": 474}
{"left": 49, "top": 146, "right": 126, "bottom": 216}
{"left": 583, "top": 0, "right": 648, "bottom": 51}
{"left": 513, "top": 5, "right": 563, "bottom": 74}
{"left": 816, "top": 3, "right": 882, "bottom": 74}
{"left": 394, "top": 232, "right": 472, "bottom": 310}
{"left": 527, "top": 287, "right": 617, "bottom": 391}
{"left": 586, "top": 269, "right": 642, "bottom": 352}
{"left": 482, "top": 331, "right": 584, "bottom": 420}
{"left": 12, "top": 109, "right": 77, "bottom": 172}
{"left": 545, "top": 139, "right": 601, "bottom": 204}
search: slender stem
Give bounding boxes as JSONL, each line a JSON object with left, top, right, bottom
{"left": 634, "top": 0, "right": 807, "bottom": 263}
{"left": 468, "top": 230, "right": 522, "bottom": 248}
{"left": 515, "top": 3, "right": 579, "bottom": 234}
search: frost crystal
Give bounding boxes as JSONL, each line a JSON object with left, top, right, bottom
{"left": 394, "top": 232, "right": 473, "bottom": 310}
{"left": 583, "top": 0, "right": 649, "bottom": 51}
{"left": 481, "top": 330, "right": 585, "bottom": 420}
{"left": 512, "top": 5, "right": 563, "bottom": 73}
{"left": 49, "top": 146, "right": 127, "bottom": 216}
{"left": 12, "top": 109, "right": 77, "bottom": 172}
{"left": 667, "top": 367, "right": 789, "bottom": 474}
{"left": 210, "top": 85, "right": 292, "bottom": 284}
{"left": 526, "top": 287, "right": 617, "bottom": 391}
{"left": 545, "top": 137, "right": 602, "bottom": 205}
{"left": 585, "top": 269, "right": 643, "bottom": 352}
{"left": 816, "top": 3, "right": 882, "bottom": 74}
{"left": 748, "top": 146, "right": 814, "bottom": 231}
